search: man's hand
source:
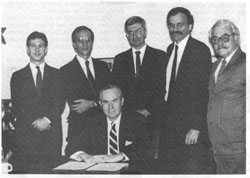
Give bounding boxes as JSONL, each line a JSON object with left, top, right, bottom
{"left": 103, "top": 153, "right": 124, "bottom": 163}
{"left": 71, "top": 99, "right": 95, "bottom": 113}
{"left": 185, "top": 129, "right": 200, "bottom": 145}
{"left": 32, "top": 117, "right": 51, "bottom": 131}
{"left": 78, "top": 152, "right": 94, "bottom": 162}
{"left": 136, "top": 109, "right": 151, "bottom": 118}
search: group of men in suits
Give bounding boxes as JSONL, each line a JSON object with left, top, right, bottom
{"left": 9, "top": 6, "right": 245, "bottom": 174}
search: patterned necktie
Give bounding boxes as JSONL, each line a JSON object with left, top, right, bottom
{"left": 135, "top": 51, "right": 141, "bottom": 78}
{"left": 109, "top": 122, "right": 119, "bottom": 155}
{"left": 36, "top": 66, "right": 43, "bottom": 97}
{"left": 85, "top": 60, "right": 96, "bottom": 96}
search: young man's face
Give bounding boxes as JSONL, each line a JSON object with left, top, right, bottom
{"left": 27, "top": 38, "right": 47, "bottom": 64}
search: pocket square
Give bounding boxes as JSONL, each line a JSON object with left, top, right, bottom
{"left": 125, "top": 141, "right": 133, "bottom": 146}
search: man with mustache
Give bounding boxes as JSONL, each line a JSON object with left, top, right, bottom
{"left": 112, "top": 16, "right": 167, "bottom": 158}
{"left": 207, "top": 19, "right": 246, "bottom": 174}
{"left": 158, "top": 7, "right": 214, "bottom": 173}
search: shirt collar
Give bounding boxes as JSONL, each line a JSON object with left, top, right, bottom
{"left": 76, "top": 55, "right": 93, "bottom": 64}
{"left": 132, "top": 44, "right": 147, "bottom": 56}
{"left": 175, "top": 34, "right": 190, "bottom": 49}
{"left": 30, "top": 62, "right": 45, "bottom": 71}
{"left": 107, "top": 113, "right": 122, "bottom": 126}
{"left": 223, "top": 47, "right": 239, "bottom": 65}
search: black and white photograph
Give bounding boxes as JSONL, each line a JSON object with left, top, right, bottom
{"left": 1, "top": 0, "right": 248, "bottom": 176}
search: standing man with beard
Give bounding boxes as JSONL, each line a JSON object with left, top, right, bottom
{"left": 158, "top": 7, "right": 214, "bottom": 173}
{"left": 112, "top": 16, "right": 167, "bottom": 158}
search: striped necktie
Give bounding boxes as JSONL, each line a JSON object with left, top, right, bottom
{"left": 109, "top": 122, "right": 119, "bottom": 155}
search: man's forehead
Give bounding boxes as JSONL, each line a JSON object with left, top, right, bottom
{"left": 100, "top": 89, "right": 120, "bottom": 99}
{"left": 28, "top": 38, "right": 45, "bottom": 44}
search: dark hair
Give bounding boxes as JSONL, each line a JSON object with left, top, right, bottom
{"left": 26, "top": 31, "right": 48, "bottom": 47}
{"left": 71, "top": 26, "right": 94, "bottom": 43}
{"left": 124, "top": 16, "right": 147, "bottom": 33}
{"left": 167, "top": 7, "right": 194, "bottom": 30}
{"left": 99, "top": 84, "right": 123, "bottom": 99}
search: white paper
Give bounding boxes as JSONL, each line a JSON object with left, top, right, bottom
{"left": 86, "top": 163, "right": 129, "bottom": 172}
{"left": 53, "top": 160, "right": 96, "bottom": 170}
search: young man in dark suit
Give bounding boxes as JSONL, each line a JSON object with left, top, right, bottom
{"left": 60, "top": 26, "right": 112, "bottom": 144}
{"left": 207, "top": 19, "right": 246, "bottom": 174}
{"left": 112, "top": 16, "right": 167, "bottom": 158}
{"left": 158, "top": 7, "right": 214, "bottom": 173}
{"left": 10, "top": 31, "right": 65, "bottom": 173}
{"left": 66, "top": 84, "right": 149, "bottom": 162}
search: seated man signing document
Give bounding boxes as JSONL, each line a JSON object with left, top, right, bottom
{"left": 65, "top": 84, "right": 150, "bottom": 163}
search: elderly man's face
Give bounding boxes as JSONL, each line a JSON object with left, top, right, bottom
{"left": 99, "top": 88, "right": 124, "bottom": 121}
{"left": 210, "top": 25, "right": 239, "bottom": 58}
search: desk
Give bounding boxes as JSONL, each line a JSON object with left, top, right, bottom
{"left": 52, "top": 159, "right": 177, "bottom": 174}
{"left": 10, "top": 157, "right": 213, "bottom": 174}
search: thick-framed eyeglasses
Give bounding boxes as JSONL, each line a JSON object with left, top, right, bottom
{"left": 126, "top": 28, "right": 144, "bottom": 36}
{"left": 210, "top": 33, "right": 235, "bottom": 45}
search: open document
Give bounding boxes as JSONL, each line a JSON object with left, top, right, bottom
{"left": 53, "top": 161, "right": 96, "bottom": 170}
{"left": 86, "top": 163, "right": 129, "bottom": 172}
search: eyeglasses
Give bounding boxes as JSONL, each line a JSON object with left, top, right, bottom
{"left": 210, "top": 33, "right": 235, "bottom": 45}
{"left": 126, "top": 28, "right": 144, "bottom": 36}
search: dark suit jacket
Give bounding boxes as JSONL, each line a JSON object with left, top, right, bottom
{"left": 112, "top": 45, "right": 167, "bottom": 117}
{"left": 10, "top": 63, "right": 65, "bottom": 169}
{"left": 164, "top": 36, "right": 212, "bottom": 145}
{"left": 60, "top": 56, "right": 111, "bottom": 141}
{"left": 207, "top": 48, "right": 246, "bottom": 154}
{"left": 65, "top": 108, "right": 150, "bottom": 161}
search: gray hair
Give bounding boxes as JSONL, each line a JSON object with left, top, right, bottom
{"left": 208, "top": 19, "right": 240, "bottom": 45}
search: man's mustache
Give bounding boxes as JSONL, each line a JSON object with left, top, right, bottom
{"left": 171, "top": 31, "right": 183, "bottom": 35}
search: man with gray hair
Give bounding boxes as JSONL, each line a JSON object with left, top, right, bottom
{"left": 207, "top": 19, "right": 246, "bottom": 174}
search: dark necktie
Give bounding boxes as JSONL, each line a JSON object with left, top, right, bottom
{"left": 109, "top": 122, "right": 119, "bottom": 155}
{"left": 85, "top": 60, "right": 96, "bottom": 95}
{"left": 218, "top": 59, "right": 227, "bottom": 75}
{"left": 135, "top": 51, "right": 141, "bottom": 78}
{"left": 215, "top": 58, "right": 227, "bottom": 83}
{"left": 36, "top": 66, "right": 43, "bottom": 97}
{"left": 169, "top": 45, "right": 178, "bottom": 93}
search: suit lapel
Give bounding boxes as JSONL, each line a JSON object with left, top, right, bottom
{"left": 127, "top": 49, "right": 136, "bottom": 79}
{"left": 209, "top": 59, "right": 221, "bottom": 95}
{"left": 24, "top": 64, "right": 37, "bottom": 93}
{"left": 99, "top": 113, "right": 108, "bottom": 153}
{"left": 73, "top": 57, "right": 89, "bottom": 82}
{"left": 119, "top": 112, "right": 127, "bottom": 150}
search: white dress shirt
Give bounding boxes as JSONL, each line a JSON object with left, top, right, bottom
{"left": 77, "top": 55, "right": 95, "bottom": 79}
{"left": 132, "top": 44, "right": 147, "bottom": 74}
{"left": 165, "top": 35, "right": 189, "bottom": 101}
{"left": 214, "top": 47, "right": 238, "bottom": 82}
{"left": 30, "top": 62, "right": 45, "bottom": 86}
